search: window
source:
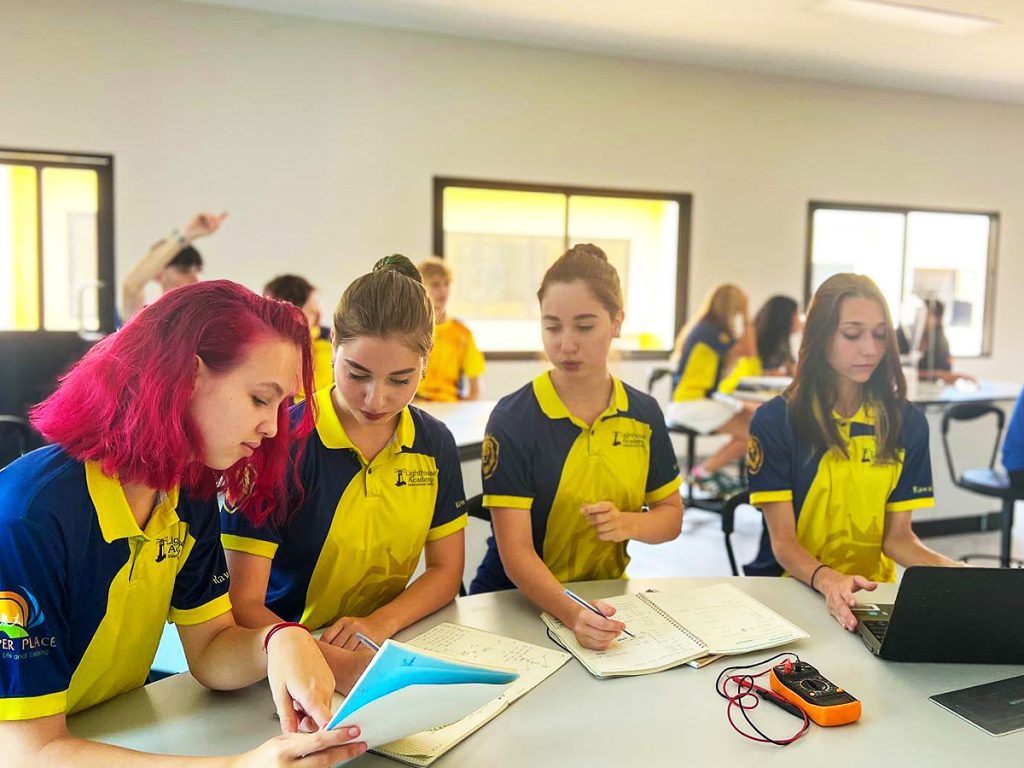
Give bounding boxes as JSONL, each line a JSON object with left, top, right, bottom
{"left": 0, "top": 148, "right": 115, "bottom": 334}
{"left": 807, "top": 203, "right": 998, "bottom": 357}
{"left": 433, "top": 178, "right": 691, "bottom": 356}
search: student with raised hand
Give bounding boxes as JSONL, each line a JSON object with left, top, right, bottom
{"left": 264, "top": 274, "right": 334, "bottom": 398}
{"left": 121, "top": 211, "right": 227, "bottom": 321}
{"left": 668, "top": 284, "right": 757, "bottom": 496}
{"left": 0, "top": 280, "right": 366, "bottom": 765}
{"left": 222, "top": 255, "right": 467, "bottom": 658}
{"left": 416, "top": 257, "right": 486, "bottom": 402}
{"left": 745, "top": 274, "right": 962, "bottom": 632}
{"left": 469, "top": 244, "right": 683, "bottom": 650}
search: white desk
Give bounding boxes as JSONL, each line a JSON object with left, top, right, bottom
{"left": 70, "top": 576, "right": 1024, "bottom": 764}
{"left": 416, "top": 400, "right": 495, "bottom": 460}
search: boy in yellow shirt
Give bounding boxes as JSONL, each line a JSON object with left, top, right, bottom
{"left": 417, "top": 257, "right": 485, "bottom": 401}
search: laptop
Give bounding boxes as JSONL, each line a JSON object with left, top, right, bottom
{"left": 852, "top": 566, "right": 1024, "bottom": 663}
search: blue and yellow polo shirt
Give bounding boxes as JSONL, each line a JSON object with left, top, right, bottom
{"left": 469, "top": 373, "right": 681, "bottom": 594}
{"left": 221, "top": 386, "right": 467, "bottom": 630}
{"left": 745, "top": 396, "right": 934, "bottom": 582}
{"left": 0, "top": 446, "right": 231, "bottom": 720}
{"left": 672, "top": 319, "right": 735, "bottom": 401}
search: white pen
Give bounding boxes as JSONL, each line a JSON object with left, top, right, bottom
{"left": 564, "top": 589, "right": 636, "bottom": 638}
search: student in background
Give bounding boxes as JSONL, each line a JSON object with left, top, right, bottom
{"left": 915, "top": 298, "right": 976, "bottom": 384}
{"left": 754, "top": 295, "right": 801, "bottom": 375}
{"left": 470, "top": 244, "right": 682, "bottom": 651}
{"left": 745, "top": 274, "right": 961, "bottom": 631}
{"left": 223, "top": 255, "right": 466, "bottom": 655}
{"left": 0, "top": 281, "right": 366, "bottom": 765}
{"left": 718, "top": 294, "right": 802, "bottom": 393}
{"left": 668, "top": 284, "right": 756, "bottom": 496}
{"left": 416, "top": 257, "right": 486, "bottom": 401}
{"left": 264, "top": 274, "right": 333, "bottom": 397}
{"left": 1004, "top": 386, "right": 1024, "bottom": 493}
{"left": 121, "top": 211, "right": 227, "bottom": 321}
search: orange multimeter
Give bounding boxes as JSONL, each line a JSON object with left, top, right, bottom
{"left": 769, "top": 660, "right": 862, "bottom": 727}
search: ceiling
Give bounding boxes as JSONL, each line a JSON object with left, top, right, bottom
{"left": 178, "top": 0, "right": 1024, "bottom": 104}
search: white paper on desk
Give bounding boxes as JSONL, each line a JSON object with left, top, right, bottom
{"left": 644, "top": 583, "right": 808, "bottom": 654}
{"left": 332, "top": 682, "right": 511, "bottom": 749}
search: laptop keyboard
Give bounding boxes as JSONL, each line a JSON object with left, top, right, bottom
{"left": 864, "top": 620, "right": 889, "bottom": 642}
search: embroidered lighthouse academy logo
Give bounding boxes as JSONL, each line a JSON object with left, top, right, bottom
{"left": 0, "top": 587, "right": 57, "bottom": 658}
{"left": 394, "top": 468, "right": 438, "bottom": 487}
{"left": 612, "top": 430, "right": 646, "bottom": 448}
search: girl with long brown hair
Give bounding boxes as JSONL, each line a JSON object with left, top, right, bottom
{"left": 745, "top": 274, "right": 960, "bottom": 631}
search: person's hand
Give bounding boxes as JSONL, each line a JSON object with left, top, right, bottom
{"left": 320, "top": 644, "right": 375, "bottom": 695}
{"left": 571, "top": 599, "right": 626, "bottom": 650}
{"left": 265, "top": 626, "right": 337, "bottom": 733}
{"left": 182, "top": 211, "right": 228, "bottom": 242}
{"left": 581, "top": 501, "right": 633, "bottom": 543}
{"left": 228, "top": 727, "right": 367, "bottom": 768}
{"left": 815, "top": 570, "right": 877, "bottom": 631}
{"left": 322, "top": 614, "right": 395, "bottom": 651}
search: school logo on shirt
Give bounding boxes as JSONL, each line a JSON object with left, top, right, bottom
{"left": 482, "top": 433, "right": 499, "bottom": 480}
{"left": 746, "top": 436, "right": 764, "bottom": 475}
{"left": 394, "top": 468, "right": 438, "bottom": 487}
{"left": 0, "top": 587, "right": 57, "bottom": 657}
{"left": 612, "top": 431, "right": 646, "bottom": 448}
{"left": 155, "top": 536, "right": 184, "bottom": 563}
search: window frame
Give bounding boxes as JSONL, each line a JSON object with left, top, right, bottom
{"left": 433, "top": 176, "right": 692, "bottom": 360}
{"left": 0, "top": 146, "right": 116, "bottom": 334}
{"left": 805, "top": 200, "right": 999, "bottom": 358}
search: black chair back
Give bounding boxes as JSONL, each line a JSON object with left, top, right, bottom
{"left": 718, "top": 489, "right": 749, "bottom": 576}
{"left": 941, "top": 403, "right": 1005, "bottom": 486}
{"left": 0, "top": 415, "right": 33, "bottom": 469}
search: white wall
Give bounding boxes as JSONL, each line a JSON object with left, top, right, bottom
{"left": 2, "top": 0, "right": 1022, "bottom": 397}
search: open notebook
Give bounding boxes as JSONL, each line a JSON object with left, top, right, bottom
{"left": 541, "top": 583, "right": 808, "bottom": 678}
{"left": 333, "top": 623, "right": 570, "bottom": 766}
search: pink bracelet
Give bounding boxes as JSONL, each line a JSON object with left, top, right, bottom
{"left": 263, "top": 622, "right": 310, "bottom": 653}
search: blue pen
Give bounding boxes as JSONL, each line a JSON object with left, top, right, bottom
{"left": 355, "top": 632, "right": 380, "bottom": 652}
{"left": 564, "top": 589, "right": 635, "bottom": 638}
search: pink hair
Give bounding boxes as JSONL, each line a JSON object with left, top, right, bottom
{"left": 30, "top": 280, "right": 316, "bottom": 527}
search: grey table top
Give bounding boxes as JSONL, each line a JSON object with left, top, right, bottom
{"left": 415, "top": 400, "right": 495, "bottom": 460}
{"left": 69, "top": 576, "right": 1024, "bottom": 766}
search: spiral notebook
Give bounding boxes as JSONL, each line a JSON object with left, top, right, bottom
{"left": 541, "top": 583, "right": 808, "bottom": 678}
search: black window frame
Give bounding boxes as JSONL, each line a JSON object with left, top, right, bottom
{"left": 805, "top": 200, "right": 999, "bottom": 358}
{"left": 433, "top": 176, "right": 692, "bottom": 361}
{"left": 0, "top": 146, "right": 116, "bottom": 335}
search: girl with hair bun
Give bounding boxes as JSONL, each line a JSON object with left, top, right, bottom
{"left": 0, "top": 280, "right": 366, "bottom": 765}
{"left": 470, "top": 244, "right": 683, "bottom": 651}
{"left": 223, "top": 255, "right": 467, "bottom": 665}
{"left": 745, "top": 274, "right": 961, "bottom": 631}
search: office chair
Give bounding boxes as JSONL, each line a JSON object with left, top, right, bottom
{"left": 717, "top": 489, "right": 750, "bottom": 577}
{"left": 0, "top": 415, "right": 32, "bottom": 469}
{"left": 941, "top": 403, "right": 1024, "bottom": 568}
{"left": 460, "top": 494, "right": 493, "bottom": 596}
